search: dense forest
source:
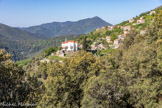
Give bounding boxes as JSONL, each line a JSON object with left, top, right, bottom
{"left": 0, "top": 8, "right": 162, "bottom": 108}
{"left": 0, "top": 32, "right": 79, "bottom": 61}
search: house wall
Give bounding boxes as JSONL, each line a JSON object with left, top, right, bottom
{"left": 114, "top": 39, "right": 121, "bottom": 45}
{"left": 124, "top": 31, "right": 129, "bottom": 35}
{"left": 137, "top": 19, "right": 145, "bottom": 24}
{"left": 122, "top": 26, "right": 131, "bottom": 31}
{"left": 114, "top": 44, "right": 120, "bottom": 49}
{"left": 62, "top": 42, "right": 78, "bottom": 51}
{"left": 129, "top": 19, "right": 134, "bottom": 23}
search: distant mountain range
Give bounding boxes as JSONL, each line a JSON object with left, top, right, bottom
{"left": 20, "top": 16, "right": 112, "bottom": 37}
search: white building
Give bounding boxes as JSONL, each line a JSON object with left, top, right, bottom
{"left": 62, "top": 41, "right": 78, "bottom": 51}
{"left": 114, "top": 39, "right": 121, "bottom": 45}
{"left": 137, "top": 17, "right": 145, "bottom": 24}
{"left": 121, "top": 26, "right": 131, "bottom": 31}
{"left": 137, "top": 19, "right": 145, "bottom": 24}
{"left": 114, "top": 39, "right": 121, "bottom": 49}
{"left": 149, "top": 11, "right": 156, "bottom": 15}
{"left": 106, "top": 36, "right": 111, "bottom": 43}
{"left": 129, "top": 19, "right": 135, "bottom": 23}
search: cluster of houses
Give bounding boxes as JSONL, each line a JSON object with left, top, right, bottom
{"left": 94, "top": 10, "right": 156, "bottom": 49}
{"left": 91, "top": 42, "right": 105, "bottom": 50}
{"left": 95, "top": 20, "right": 142, "bottom": 49}
{"left": 96, "top": 25, "right": 115, "bottom": 31}
{"left": 132, "top": 16, "right": 145, "bottom": 25}
{"left": 132, "top": 10, "right": 156, "bottom": 25}
{"left": 93, "top": 24, "right": 132, "bottom": 49}
{"left": 60, "top": 10, "right": 155, "bottom": 51}
{"left": 41, "top": 10, "right": 156, "bottom": 62}
{"left": 94, "top": 24, "right": 132, "bottom": 49}
{"left": 106, "top": 25, "right": 131, "bottom": 49}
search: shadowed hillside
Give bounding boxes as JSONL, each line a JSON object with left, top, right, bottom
{"left": 21, "top": 16, "right": 112, "bottom": 37}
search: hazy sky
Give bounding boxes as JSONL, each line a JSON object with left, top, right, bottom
{"left": 0, "top": 0, "right": 161, "bottom": 27}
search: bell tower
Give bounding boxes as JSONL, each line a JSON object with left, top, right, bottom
{"left": 65, "top": 37, "right": 67, "bottom": 42}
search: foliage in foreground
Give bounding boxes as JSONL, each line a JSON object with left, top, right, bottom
{"left": 37, "top": 10, "right": 162, "bottom": 108}
{"left": 0, "top": 49, "right": 43, "bottom": 107}
{"left": 0, "top": 8, "right": 162, "bottom": 108}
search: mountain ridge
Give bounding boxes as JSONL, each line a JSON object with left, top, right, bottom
{"left": 0, "top": 23, "right": 48, "bottom": 41}
{"left": 20, "top": 16, "right": 112, "bottom": 37}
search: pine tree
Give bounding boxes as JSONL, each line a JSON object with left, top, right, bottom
{"left": 82, "top": 37, "right": 87, "bottom": 50}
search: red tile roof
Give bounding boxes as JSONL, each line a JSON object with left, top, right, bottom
{"left": 62, "top": 41, "right": 78, "bottom": 44}
{"left": 106, "top": 36, "right": 111, "bottom": 39}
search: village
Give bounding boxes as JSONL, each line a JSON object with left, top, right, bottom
{"left": 40, "top": 10, "right": 156, "bottom": 63}
{"left": 93, "top": 10, "right": 156, "bottom": 50}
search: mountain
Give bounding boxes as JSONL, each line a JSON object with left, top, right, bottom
{"left": 0, "top": 23, "right": 47, "bottom": 60}
{"left": 0, "top": 17, "right": 111, "bottom": 61}
{"left": 0, "top": 23, "right": 48, "bottom": 41}
{"left": 21, "top": 16, "right": 112, "bottom": 37}
{"left": 0, "top": 23, "right": 80, "bottom": 61}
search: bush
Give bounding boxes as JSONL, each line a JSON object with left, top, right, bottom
{"left": 43, "top": 47, "right": 58, "bottom": 56}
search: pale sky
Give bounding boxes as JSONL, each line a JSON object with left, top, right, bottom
{"left": 0, "top": 0, "right": 161, "bottom": 27}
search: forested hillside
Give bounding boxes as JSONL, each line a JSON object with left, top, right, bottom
{"left": 0, "top": 16, "right": 111, "bottom": 61}
{"left": 0, "top": 23, "right": 47, "bottom": 41}
{"left": 21, "top": 16, "right": 112, "bottom": 37}
{"left": 0, "top": 34, "right": 78, "bottom": 61}
{"left": 0, "top": 23, "right": 79, "bottom": 60}
{"left": 0, "top": 7, "right": 162, "bottom": 108}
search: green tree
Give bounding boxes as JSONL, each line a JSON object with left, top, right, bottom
{"left": 38, "top": 51, "right": 103, "bottom": 108}
{"left": 81, "top": 55, "right": 130, "bottom": 108}
{"left": 110, "top": 33, "right": 117, "bottom": 41}
{"left": 0, "top": 49, "right": 44, "bottom": 107}
{"left": 82, "top": 37, "right": 87, "bottom": 50}
{"left": 43, "top": 47, "right": 58, "bottom": 57}
{"left": 0, "top": 49, "right": 26, "bottom": 104}
{"left": 105, "top": 30, "right": 112, "bottom": 36}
